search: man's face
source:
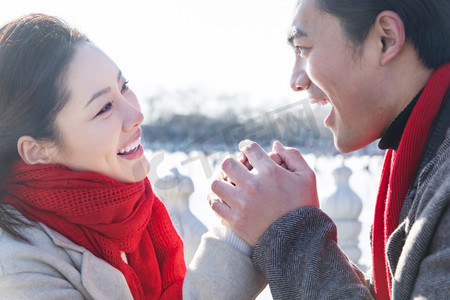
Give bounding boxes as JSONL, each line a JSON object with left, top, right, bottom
{"left": 289, "top": 0, "right": 393, "bottom": 153}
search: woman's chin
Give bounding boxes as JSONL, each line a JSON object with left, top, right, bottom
{"left": 131, "top": 157, "right": 150, "bottom": 182}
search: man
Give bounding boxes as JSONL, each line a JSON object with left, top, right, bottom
{"left": 209, "top": 0, "right": 449, "bottom": 299}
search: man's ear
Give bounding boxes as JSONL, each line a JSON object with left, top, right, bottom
{"left": 374, "top": 10, "right": 405, "bottom": 66}
{"left": 17, "top": 136, "right": 54, "bottom": 165}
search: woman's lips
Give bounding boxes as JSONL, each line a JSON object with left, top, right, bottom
{"left": 118, "top": 137, "right": 141, "bottom": 155}
{"left": 117, "top": 136, "right": 145, "bottom": 160}
{"left": 117, "top": 144, "right": 144, "bottom": 160}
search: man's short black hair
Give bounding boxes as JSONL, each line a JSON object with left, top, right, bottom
{"left": 317, "top": 0, "right": 450, "bottom": 69}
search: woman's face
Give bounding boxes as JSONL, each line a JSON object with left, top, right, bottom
{"left": 48, "top": 42, "right": 150, "bottom": 183}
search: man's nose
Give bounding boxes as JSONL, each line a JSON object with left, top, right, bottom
{"left": 290, "top": 70, "right": 310, "bottom": 92}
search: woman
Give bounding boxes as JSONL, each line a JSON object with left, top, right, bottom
{"left": 0, "top": 14, "right": 186, "bottom": 299}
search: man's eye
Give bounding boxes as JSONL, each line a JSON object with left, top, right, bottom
{"left": 295, "top": 46, "right": 308, "bottom": 56}
{"left": 96, "top": 102, "right": 113, "bottom": 117}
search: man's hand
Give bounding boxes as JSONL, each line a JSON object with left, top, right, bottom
{"left": 209, "top": 140, "right": 319, "bottom": 247}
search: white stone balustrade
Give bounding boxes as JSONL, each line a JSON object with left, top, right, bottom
{"left": 152, "top": 161, "right": 364, "bottom": 271}
{"left": 153, "top": 168, "right": 208, "bottom": 266}
{"left": 321, "top": 163, "right": 363, "bottom": 265}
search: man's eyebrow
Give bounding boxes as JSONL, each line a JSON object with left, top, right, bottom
{"left": 85, "top": 70, "right": 122, "bottom": 108}
{"left": 287, "top": 26, "right": 308, "bottom": 46}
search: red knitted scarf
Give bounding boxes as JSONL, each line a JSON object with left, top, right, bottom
{"left": 372, "top": 63, "right": 450, "bottom": 299}
{"left": 2, "top": 160, "right": 186, "bottom": 300}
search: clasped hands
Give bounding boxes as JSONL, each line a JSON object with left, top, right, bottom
{"left": 209, "top": 140, "right": 319, "bottom": 247}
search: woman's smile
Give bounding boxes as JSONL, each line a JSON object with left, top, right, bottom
{"left": 46, "top": 43, "right": 150, "bottom": 183}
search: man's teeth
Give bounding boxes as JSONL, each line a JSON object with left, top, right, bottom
{"left": 118, "top": 137, "right": 141, "bottom": 154}
{"left": 317, "top": 99, "right": 330, "bottom": 106}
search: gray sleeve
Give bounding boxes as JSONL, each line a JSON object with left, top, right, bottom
{"left": 253, "top": 207, "right": 374, "bottom": 299}
{"left": 403, "top": 155, "right": 450, "bottom": 299}
{"left": 411, "top": 204, "right": 450, "bottom": 298}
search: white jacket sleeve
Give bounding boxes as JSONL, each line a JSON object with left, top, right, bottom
{"left": 183, "top": 226, "right": 267, "bottom": 300}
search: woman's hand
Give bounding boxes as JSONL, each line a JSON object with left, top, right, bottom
{"left": 209, "top": 140, "right": 319, "bottom": 247}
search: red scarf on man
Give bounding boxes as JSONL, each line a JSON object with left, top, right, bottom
{"left": 2, "top": 161, "right": 186, "bottom": 300}
{"left": 372, "top": 63, "right": 450, "bottom": 299}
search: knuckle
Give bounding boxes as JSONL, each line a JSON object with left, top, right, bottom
{"left": 238, "top": 199, "right": 251, "bottom": 212}
{"left": 259, "top": 167, "right": 271, "bottom": 177}
{"left": 245, "top": 178, "right": 261, "bottom": 196}
{"left": 302, "top": 167, "right": 317, "bottom": 186}
{"left": 259, "top": 163, "right": 276, "bottom": 177}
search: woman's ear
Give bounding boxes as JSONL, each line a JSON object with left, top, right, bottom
{"left": 17, "top": 136, "right": 54, "bottom": 165}
{"left": 374, "top": 10, "right": 406, "bottom": 66}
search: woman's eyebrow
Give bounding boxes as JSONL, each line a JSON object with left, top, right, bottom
{"left": 84, "top": 70, "right": 122, "bottom": 108}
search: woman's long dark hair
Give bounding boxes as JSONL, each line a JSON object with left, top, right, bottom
{"left": 0, "top": 14, "right": 89, "bottom": 240}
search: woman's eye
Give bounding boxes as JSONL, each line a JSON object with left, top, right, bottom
{"left": 96, "top": 102, "right": 113, "bottom": 117}
{"left": 121, "top": 80, "right": 129, "bottom": 93}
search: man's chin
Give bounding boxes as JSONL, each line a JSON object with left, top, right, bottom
{"left": 333, "top": 135, "right": 361, "bottom": 154}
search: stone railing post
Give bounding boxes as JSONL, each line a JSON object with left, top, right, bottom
{"left": 153, "top": 168, "right": 208, "bottom": 266}
{"left": 321, "top": 164, "right": 363, "bottom": 265}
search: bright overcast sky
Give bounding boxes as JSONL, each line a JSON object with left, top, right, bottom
{"left": 1, "top": 0, "right": 301, "bottom": 111}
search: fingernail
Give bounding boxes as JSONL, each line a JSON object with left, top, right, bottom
{"left": 274, "top": 140, "right": 283, "bottom": 151}
{"left": 238, "top": 139, "right": 254, "bottom": 152}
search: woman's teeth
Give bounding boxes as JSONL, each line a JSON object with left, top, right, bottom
{"left": 118, "top": 137, "right": 141, "bottom": 155}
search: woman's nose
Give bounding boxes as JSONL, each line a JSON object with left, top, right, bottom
{"left": 290, "top": 70, "right": 311, "bottom": 92}
{"left": 122, "top": 100, "right": 144, "bottom": 131}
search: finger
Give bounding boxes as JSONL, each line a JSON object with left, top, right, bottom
{"left": 208, "top": 193, "right": 233, "bottom": 221}
{"left": 238, "top": 152, "right": 247, "bottom": 164}
{"left": 207, "top": 193, "right": 230, "bottom": 208}
{"left": 239, "top": 153, "right": 253, "bottom": 171}
{"left": 220, "top": 170, "right": 232, "bottom": 185}
{"left": 243, "top": 160, "right": 253, "bottom": 171}
{"left": 271, "top": 141, "right": 288, "bottom": 169}
{"left": 268, "top": 152, "right": 283, "bottom": 166}
{"left": 238, "top": 140, "right": 274, "bottom": 173}
{"left": 273, "top": 141, "right": 308, "bottom": 172}
{"left": 221, "top": 157, "right": 252, "bottom": 185}
{"left": 210, "top": 178, "right": 241, "bottom": 208}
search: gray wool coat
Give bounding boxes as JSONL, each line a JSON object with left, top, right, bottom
{"left": 252, "top": 94, "right": 450, "bottom": 299}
